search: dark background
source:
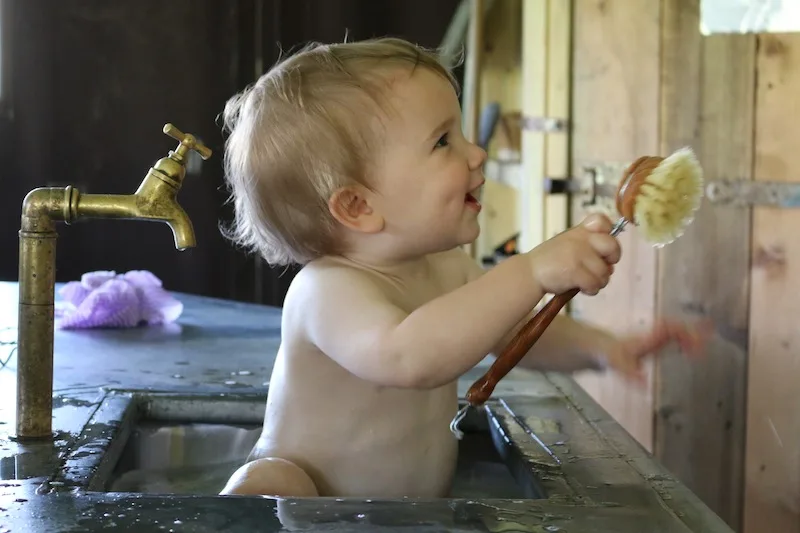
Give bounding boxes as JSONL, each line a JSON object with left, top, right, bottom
{"left": 1, "top": 0, "right": 460, "bottom": 306}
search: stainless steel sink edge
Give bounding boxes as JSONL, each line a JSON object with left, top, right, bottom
{"left": 49, "top": 389, "right": 555, "bottom": 502}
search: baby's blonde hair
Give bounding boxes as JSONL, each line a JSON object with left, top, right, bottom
{"left": 221, "top": 37, "right": 459, "bottom": 266}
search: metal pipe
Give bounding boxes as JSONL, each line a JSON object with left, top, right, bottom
{"left": 15, "top": 124, "right": 210, "bottom": 440}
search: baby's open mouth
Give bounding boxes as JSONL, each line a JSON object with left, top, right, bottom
{"left": 465, "top": 192, "right": 481, "bottom": 211}
{"left": 465, "top": 180, "right": 484, "bottom": 211}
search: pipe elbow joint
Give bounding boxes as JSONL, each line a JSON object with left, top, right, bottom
{"left": 21, "top": 187, "right": 78, "bottom": 227}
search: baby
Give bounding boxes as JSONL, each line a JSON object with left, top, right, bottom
{"left": 217, "top": 37, "right": 709, "bottom": 499}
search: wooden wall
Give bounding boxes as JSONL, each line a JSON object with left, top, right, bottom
{"left": 744, "top": 30, "right": 800, "bottom": 533}
{"left": 563, "top": 1, "right": 800, "bottom": 531}
{"left": 570, "top": 0, "right": 661, "bottom": 452}
{"left": 656, "top": 1, "right": 752, "bottom": 527}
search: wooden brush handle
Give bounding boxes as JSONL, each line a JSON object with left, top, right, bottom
{"left": 465, "top": 288, "right": 579, "bottom": 406}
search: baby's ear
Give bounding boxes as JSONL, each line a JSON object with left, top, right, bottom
{"left": 328, "top": 185, "right": 384, "bottom": 234}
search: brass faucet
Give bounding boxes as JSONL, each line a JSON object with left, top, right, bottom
{"left": 16, "top": 124, "right": 211, "bottom": 440}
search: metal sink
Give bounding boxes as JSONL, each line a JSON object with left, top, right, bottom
{"left": 68, "top": 390, "right": 547, "bottom": 500}
{"left": 31, "top": 384, "right": 736, "bottom": 532}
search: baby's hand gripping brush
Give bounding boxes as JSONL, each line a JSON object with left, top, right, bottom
{"left": 450, "top": 147, "right": 705, "bottom": 438}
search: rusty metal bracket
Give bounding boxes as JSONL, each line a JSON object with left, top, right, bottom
{"left": 706, "top": 179, "right": 800, "bottom": 207}
{"left": 521, "top": 116, "right": 569, "bottom": 133}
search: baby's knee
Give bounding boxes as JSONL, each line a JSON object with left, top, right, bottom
{"left": 219, "top": 457, "right": 319, "bottom": 497}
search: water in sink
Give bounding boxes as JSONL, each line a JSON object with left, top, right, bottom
{"left": 105, "top": 421, "right": 530, "bottom": 499}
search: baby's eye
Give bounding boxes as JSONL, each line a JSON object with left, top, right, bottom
{"left": 434, "top": 133, "right": 449, "bottom": 149}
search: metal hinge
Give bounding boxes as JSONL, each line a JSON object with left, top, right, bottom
{"left": 521, "top": 115, "right": 569, "bottom": 133}
{"left": 706, "top": 179, "right": 800, "bottom": 207}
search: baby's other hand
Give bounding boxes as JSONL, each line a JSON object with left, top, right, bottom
{"left": 603, "top": 318, "right": 715, "bottom": 386}
{"left": 526, "top": 213, "right": 622, "bottom": 296}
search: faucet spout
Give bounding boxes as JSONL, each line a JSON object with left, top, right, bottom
{"left": 167, "top": 208, "right": 196, "bottom": 251}
{"left": 15, "top": 124, "right": 210, "bottom": 440}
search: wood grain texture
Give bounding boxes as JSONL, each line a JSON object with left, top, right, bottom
{"left": 570, "top": 0, "right": 660, "bottom": 451}
{"left": 655, "top": 2, "right": 754, "bottom": 530}
{"left": 744, "top": 31, "right": 800, "bottom": 533}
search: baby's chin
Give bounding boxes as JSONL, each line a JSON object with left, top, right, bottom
{"left": 455, "top": 222, "right": 481, "bottom": 247}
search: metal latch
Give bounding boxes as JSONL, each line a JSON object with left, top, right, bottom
{"left": 543, "top": 162, "right": 632, "bottom": 209}
{"left": 706, "top": 179, "right": 800, "bottom": 207}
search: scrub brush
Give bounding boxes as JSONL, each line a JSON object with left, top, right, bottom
{"left": 450, "top": 147, "right": 704, "bottom": 439}
{"left": 616, "top": 147, "right": 704, "bottom": 246}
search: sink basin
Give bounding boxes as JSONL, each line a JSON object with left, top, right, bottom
{"left": 32, "top": 383, "right": 736, "bottom": 532}
{"left": 77, "top": 391, "right": 547, "bottom": 500}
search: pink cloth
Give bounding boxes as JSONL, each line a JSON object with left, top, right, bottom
{"left": 55, "top": 270, "right": 183, "bottom": 329}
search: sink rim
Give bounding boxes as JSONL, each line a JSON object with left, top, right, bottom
{"left": 50, "top": 388, "right": 557, "bottom": 501}
{"left": 24, "top": 376, "right": 737, "bottom": 533}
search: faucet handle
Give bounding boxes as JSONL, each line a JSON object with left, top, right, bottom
{"left": 163, "top": 123, "right": 213, "bottom": 161}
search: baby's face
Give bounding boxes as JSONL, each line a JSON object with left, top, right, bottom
{"left": 368, "top": 67, "right": 487, "bottom": 255}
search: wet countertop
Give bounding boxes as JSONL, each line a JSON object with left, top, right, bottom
{"left": 0, "top": 281, "right": 733, "bottom": 532}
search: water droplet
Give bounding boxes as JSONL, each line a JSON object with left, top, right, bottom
{"left": 238, "top": 370, "right": 252, "bottom": 376}
{"left": 224, "top": 380, "right": 237, "bottom": 385}
{"left": 356, "top": 513, "right": 366, "bottom": 519}
{"left": 172, "top": 374, "right": 183, "bottom": 379}
{"left": 173, "top": 519, "right": 183, "bottom": 525}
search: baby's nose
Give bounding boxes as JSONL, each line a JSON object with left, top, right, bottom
{"left": 468, "top": 144, "right": 488, "bottom": 171}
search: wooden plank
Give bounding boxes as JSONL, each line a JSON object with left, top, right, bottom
{"left": 655, "top": 2, "right": 754, "bottom": 530}
{"left": 519, "top": 0, "right": 547, "bottom": 251}
{"left": 570, "top": 0, "right": 661, "bottom": 451}
{"left": 474, "top": 0, "right": 521, "bottom": 260}
{"left": 744, "top": 32, "right": 800, "bottom": 533}
{"left": 543, "top": 0, "right": 571, "bottom": 242}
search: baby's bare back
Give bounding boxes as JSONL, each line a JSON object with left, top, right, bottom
{"left": 249, "top": 251, "right": 471, "bottom": 497}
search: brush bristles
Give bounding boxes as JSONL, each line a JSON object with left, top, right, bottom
{"left": 632, "top": 147, "right": 704, "bottom": 246}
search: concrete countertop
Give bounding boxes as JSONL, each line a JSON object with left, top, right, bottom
{"left": 0, "top": 281, "right": 732, "bottom": 532}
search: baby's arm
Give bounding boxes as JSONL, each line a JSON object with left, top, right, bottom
{"left": 462, "top": 252, "right": 615, "bottom": 373}
{"left": 462, "top": 254, "right": 709, "bottom": 376}
{"left": 503, "top": 310, "right": 616, "bottom": 372}
{"left": 295, "top": 255, "right": 546, "bottom": 390}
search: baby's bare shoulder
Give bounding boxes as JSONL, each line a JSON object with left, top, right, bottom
{"left": 291, "top": 258, "right": 389, "bottom": 296}
{"left": 283, "top": 258, "right": 394, "bottom": 321}
{"left": 281, "top": 259, "right": 412, "bottom": 386}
